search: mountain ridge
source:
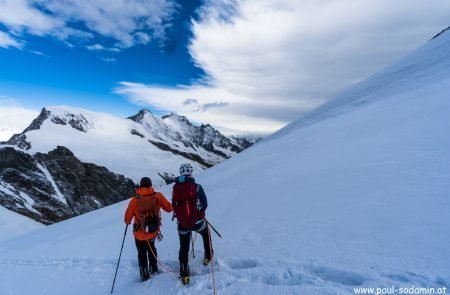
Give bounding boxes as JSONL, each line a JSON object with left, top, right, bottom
{"left": 2, "top": 106, "right": 259, "bottom": 184}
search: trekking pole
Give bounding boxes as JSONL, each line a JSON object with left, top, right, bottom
{"left": 111, "top": 224, "right": 128, "bottom": 294}
{"left": 207, "top": 223, "right": 217, "bottom": 295}
{"left": 205, "top": 219, "right": 222, "bottom": 239}
{"left": 191, "top": 232, "right": 196, "bottom": 258}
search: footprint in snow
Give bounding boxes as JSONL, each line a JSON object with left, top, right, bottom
{"left": 225, "top": 258, "right": 258, "bottom": 270}
{"left": 308, "top": 265, "right": 368, "bottom": 286}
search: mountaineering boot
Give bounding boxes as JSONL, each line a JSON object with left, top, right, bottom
{"left": 203, "top": 257, "right": 211, "bottom": 266}
{"left": 150, "top": 264, "right": 159, "bottom": 275}
{"left": 139, "top": 266, "right": 150, "bottom": 281}
{"left": 180, "top": 263, "right": 190, "bottom": 285}
{"left": 181, "top": 276, "right": 190, "bottom": 285}
{"left": 203, "top": 252, "right": 213, "bottom": 266}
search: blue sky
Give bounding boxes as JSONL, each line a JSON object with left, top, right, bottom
{"left": 1, "top": 0, "right": 450, "bottom": 135}
{"left": 0, "top": 0, "right": 204, "bottom": 116}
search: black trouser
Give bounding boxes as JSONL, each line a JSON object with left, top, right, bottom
{"left": 135, "top": 238, "right": 157, "bottom": 273}
{"left": 178, "top": 220, "right": 213, "bottom": 272}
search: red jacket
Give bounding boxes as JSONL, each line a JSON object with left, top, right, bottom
{"left": 125, "top": 187, "right": 173, "bottom": 241}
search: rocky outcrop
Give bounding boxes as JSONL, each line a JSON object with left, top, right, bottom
{"left": 0, "top": 146, "right": 135, "bottom": 224}
{"left": 148, "top": 139, "right": 214, "bottom": 168}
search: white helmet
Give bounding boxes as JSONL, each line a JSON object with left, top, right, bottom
{"left": 179, "top": 163, "right": 194, "bottom": 176}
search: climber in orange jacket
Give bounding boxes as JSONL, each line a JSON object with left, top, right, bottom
{"left": 124, "top": 177, "right": 173, "bottom": 281}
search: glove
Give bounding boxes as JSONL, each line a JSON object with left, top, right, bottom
{"left": 157, "top": 232, "right": 163, "bottom": 242}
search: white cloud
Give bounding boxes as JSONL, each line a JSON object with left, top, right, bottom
{"left": 101, "top": 57, "right": 117, "bottom": 63}
{"left": 0, "top": 31, "right": 23, "bottom": 49}
{"left": 86, "top": 43, "right": 120, "bottom": 52}
{"left": 117, "top": 0, "right": 450, "bottom": 135}
{"left": 0, "top": 0, "right": 61, "bottom": 35}
{"left": 86, "top": 44, "right": 105, "bottom": 51}
{"left": 0, "top": 103, "right": 39, "bottom": 141}
{"left": 27, "top": 49, "right": 49, "bottom": 57}
{"left": 0, "top": 0, "right": 177, "bottom": 48}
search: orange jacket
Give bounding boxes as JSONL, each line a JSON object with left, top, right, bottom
{"left": 124, "top": 187, "right": 173, "bottom": 241}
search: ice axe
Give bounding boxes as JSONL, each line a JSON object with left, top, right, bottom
{"left": 205, "top": 218, "right": 222, "bottom": 239}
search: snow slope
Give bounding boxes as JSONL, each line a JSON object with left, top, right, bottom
{"left": 0, "top": 206, "right": 43, "bottom": 242}
{"left": 1, "top": 31, "right": 450, "bottom": 294}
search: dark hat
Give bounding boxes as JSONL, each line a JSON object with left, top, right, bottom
{"left": 139, "top": 177, "right": 152, "bottom": 188}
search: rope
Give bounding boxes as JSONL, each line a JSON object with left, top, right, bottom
{"left": 146, "top": 240, "right": 179, "bottom": 274}
{"left": 207, "top": 224, "right": 217, "bottom": 295}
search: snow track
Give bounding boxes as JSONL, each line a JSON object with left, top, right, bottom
{"left": 0, "top": 257, "right": 446, "bottom": 295}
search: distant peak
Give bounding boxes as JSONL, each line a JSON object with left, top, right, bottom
{"left": 139, "top": 109, "right": 152, "bottom": 114}
{"left": 162, "top": 112, "right": 177, "bottom": 118}
{"left": 23, "top": 108, "right": 52, "bottom": 133}
{"left": 200, "top": 123, "right": 214, "bottom": 130}
{"left": 162, "top": 112, "right": 189, "bottom": 122}
{"left": 127, "top": 109, "right": 153, "bottom": 122}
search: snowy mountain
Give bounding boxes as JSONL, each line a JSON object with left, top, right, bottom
{"left": 1, "top": 29, "right": 450, "bottom": 295}
{"left": 3, "top": 107, "right": 255, "bottom": 185}
{"left": 0, "top": 146, "right": 135, "bottom": 224}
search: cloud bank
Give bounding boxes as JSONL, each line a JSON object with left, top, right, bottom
{"left": 117, "top": 0, "right": 450, "bottom": 135}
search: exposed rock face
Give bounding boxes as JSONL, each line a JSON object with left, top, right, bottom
{"left": 50, "top": 113, "right": 93, "bottom": 132}
{"left": 160, "top": 113, "right": 244, "bottom": 156}
{"left": 231, "top": 136, "right": 261, "bottom": 149}
{"left": 0, "top": 146, "right": 135, "bottom": 224}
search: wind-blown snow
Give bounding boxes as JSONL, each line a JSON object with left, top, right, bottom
{"left": 1, "top": 31, "right": 450, "bottom": 294}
